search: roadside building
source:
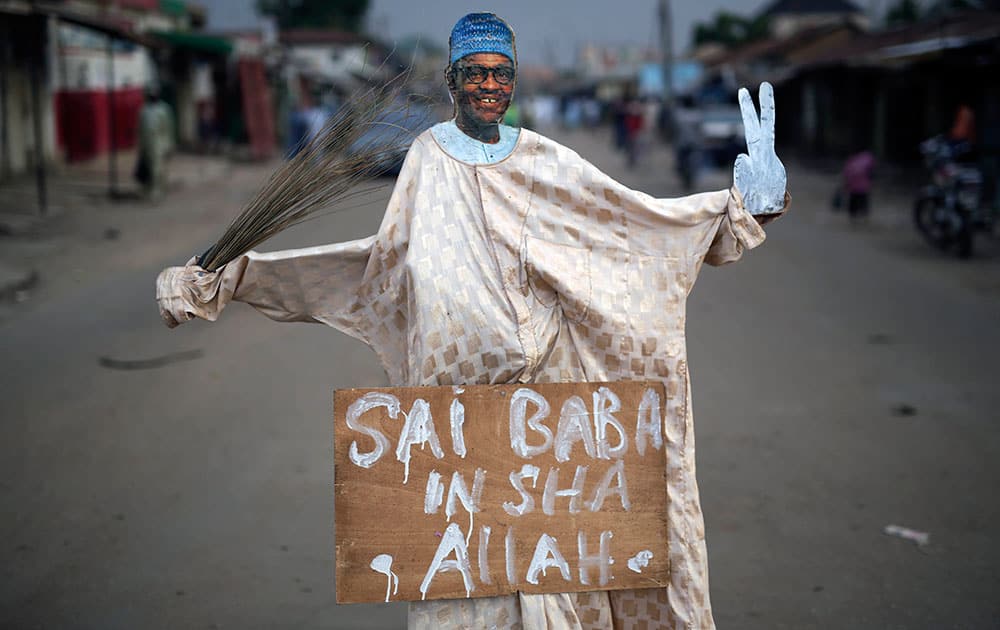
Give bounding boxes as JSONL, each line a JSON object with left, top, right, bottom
{"left": 279, "top": 28, "right": 396, "bottom": 92}
{"left": 781, "top": 10, "right": 1000, "bottom": 162}
{"left": 0, "top": 2, "right": 156, "bottom": 209}
{"left": 1, "top": 0, "right": 279, "bottom": 212}
{"left": 759, "top": 0, "right": 869, "bottom": 39}
{"left": 575, "top": 43, "right": 661, "bottom": 105}
{"left": 276, "top": 28, "right": 401, "bottom": 157}
{"left": 1, "top": 0, "right": 200, "bottom": 178}
{"left": 704, "top": 3, "right": 1000, "bottom": 166}
{"left": 0, "top": 8, "right": 52, "bottom": 182}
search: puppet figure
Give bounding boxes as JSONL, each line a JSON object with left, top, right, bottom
{"left": 157, "top": 12, "right": 789, "bottom": 630}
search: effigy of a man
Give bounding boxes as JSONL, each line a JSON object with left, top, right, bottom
{"left": 157, "top": 12, "right": 789, "bottom": 630}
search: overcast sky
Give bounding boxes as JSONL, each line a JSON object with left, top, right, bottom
{"left": 365, "top": 0, "right": 773, "bottom": 65}
{"left": 202, "top": 0, "right": 880, "bottom": 66}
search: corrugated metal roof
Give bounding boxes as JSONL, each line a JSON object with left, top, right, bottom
{"left": 708, "top": 22, "right": 858, "bottom": 68}
{"left": 760, "top": 0, "right": 864, "bottom": 17}
{"left": 794, "top": 11, "right": 1000, "bottom": 67}
{"left": 26, "top": 1, "right": 150, "bottom": 43}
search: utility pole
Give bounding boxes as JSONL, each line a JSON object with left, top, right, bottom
{"left": 658, "top": 0, "right": 674, "bottom": 138}
{"left": 869, "top": 0, "right": 883, "bottom": 29}
{"left": 30, "top": 46, "right": 47, "bottom": 215}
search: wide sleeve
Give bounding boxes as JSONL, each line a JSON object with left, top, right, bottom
{"left": 155, "top": 236, "right": 378, "bottom": 340}
{"left": 646, "top": 186, "right": 790, "bottom": 266}
{"left": 623, "top": 184, "right": 783, "bottom": 266}
{"left": 548, "top": 141, "right": 787, "bottom": 266}
{"left": 155, "top": 135, "right": 425, "bottom": 342}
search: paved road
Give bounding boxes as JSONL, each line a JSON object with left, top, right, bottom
{"left": 1, "top": 129, "right": 998, "bottom": 629}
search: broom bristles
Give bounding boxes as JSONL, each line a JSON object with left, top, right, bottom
{"left": 199, "top": 71, "right": 430, "bottom": 272}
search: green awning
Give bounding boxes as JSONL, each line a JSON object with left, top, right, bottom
{"left": 152, "top": 30, "right": 233, "bottom": 55}
{"left": 159, "top": 0, "right": 187, "bottom": 17}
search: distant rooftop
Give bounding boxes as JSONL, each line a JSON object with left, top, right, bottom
{"left": 792, "top": 10, "right": 1000, "bottom": 67}
{"left": 279, "top": 29, "right": 368, "bottom": 46}
{"left": 760, "top": 0, "right": 865, "bottom": 17}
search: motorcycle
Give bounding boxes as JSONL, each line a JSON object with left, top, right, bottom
{"left": 913, "top": 135, "right": 986, "bottom": 258}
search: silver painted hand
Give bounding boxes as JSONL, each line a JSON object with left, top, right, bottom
{"left": 734, "top": 82, "right": 787, "bottom": 215}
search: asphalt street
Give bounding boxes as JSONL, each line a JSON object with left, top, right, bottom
{"left": 1, "top": 129, "right": 998, "bottom": 629}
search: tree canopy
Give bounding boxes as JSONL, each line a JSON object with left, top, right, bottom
{"left": 256, "top": 0, "right": 369, "bottom": 31}
{"left": 884, "top": 0, "right": 1000, "bottom": 26}
{"left": 885, "top": 0, "right": 921, "bottom": 26}
{"left": 692, "top": 11, "right": 770, "bottom": 48}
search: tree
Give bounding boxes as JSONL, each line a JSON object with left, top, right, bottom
{"left": 692, "top": 11, "right": 769, "bottom": 48}
{"left": 885, "top": 0, "right": 921, "bottom": 26}
{"left": 885, "top": 0, "right": 994, "bottom": 27}
{"left": 257, "top": 0, "right": 370, "bottom": 31}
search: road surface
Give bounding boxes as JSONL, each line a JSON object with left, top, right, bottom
{"left": 1, "top": 129, "right": 998, "bottom": 629}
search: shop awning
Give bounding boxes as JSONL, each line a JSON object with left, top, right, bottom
{"left": 151, "top": 30, "right": 233, "bottom": 55}
{"left": 158, "top": 0, "right": 187, "bottom": 17}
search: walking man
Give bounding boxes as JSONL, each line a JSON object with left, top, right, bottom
{"left": 135, "top": 87, "right": 174, "bottom": 199}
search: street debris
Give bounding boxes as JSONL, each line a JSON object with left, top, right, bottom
{"left": 0, "top": 268, "right": 39, "bottom": 303}
{"left": 98, "top": 349, "right": 204, "bottom": 370}
{"left": 103, "top": 227, "right": 121, "bottom": 240}
{"left": 883, "top": 524, "right": 930, "bottom": 546}
{"left": 891, "top": 403, "right": 918, "bottom": 417}
{"left": 867, "top": 333, "right": 893, "bottom": 345}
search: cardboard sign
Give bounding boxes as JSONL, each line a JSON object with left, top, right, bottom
{"left": 333, "top": 381, "right": 669, "bottom": 604}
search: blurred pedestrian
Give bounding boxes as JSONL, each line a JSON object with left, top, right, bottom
{"left": 197, "top": 99, "right": 217, "bottom": 149}
{"left": 675, "top": 114, "right": 699, "bottom": 191}
{"left": 562, "top": 97, "right": 582, "bottom": 129}
{"left": 642, "top": 97, "right": 660, "bottom": 145}
{"left": 950, "top": 104, "right": 976, "bottom": 144}
{"left": 611, "top": 96, "right": 627, "bottom": 150}
{"left": 623, "top": 96, "right": 644, "bottom": 169}
{"left": 287, "top": 80, "right": 334, "bottom": 158}
{"left": 135, "top": 87, "right": 174, "bottom": 199}
{"left": 948, "top": 104, "right": 977, "bottom": 164}
{"left": 842, "top": 150, "right": 875, "bottom": 222}
{"left": 582, "top": 98, "right": 601, "bottom": 127}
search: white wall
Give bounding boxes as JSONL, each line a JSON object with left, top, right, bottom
{"left": 56, "top": 21, "right": 155, "bottom": 91}
{"left": 1, "top": 64, "right": 31, "bottom": 175}
{"left": 287, "top": 43, "right": 370, "bottom": 85}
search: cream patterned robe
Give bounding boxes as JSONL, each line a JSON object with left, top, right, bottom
{"left": 157, "top": 128, "right": 783, "bottom": 629}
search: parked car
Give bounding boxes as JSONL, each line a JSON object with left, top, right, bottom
{"left": 670, "top": 78, "right": 745, "bottom": 189}
{"left": 695, "top": 105, "right": 745, "bottom": 166}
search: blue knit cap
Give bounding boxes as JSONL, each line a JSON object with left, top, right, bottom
{"left": 449, "top": 13, "right": 516, "bottom": 65}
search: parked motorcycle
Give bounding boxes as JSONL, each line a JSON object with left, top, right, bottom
{"left": 913, "top": 135, "right": 986, "bottom": 258}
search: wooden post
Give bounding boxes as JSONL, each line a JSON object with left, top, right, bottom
{"left": 658, "top": 0, "right": 674, "bottom": 139}
{"left": 0, "top": 27, "right": 9, "bottom": 179}
{"left": 29, "top": 36, "right": 47, "bottom": 216}
{"left": 106, "top": 33, "right": 117, "bottom": 198}
{"left": 658, "top": 0, "right": 673, "bottom": 105}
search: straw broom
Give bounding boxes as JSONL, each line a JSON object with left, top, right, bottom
{"left": 197, "top": 73, "right": 425, "bottom": 272}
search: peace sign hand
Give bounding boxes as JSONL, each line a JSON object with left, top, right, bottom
{"left": 734, "top": 82, "right": 787, "bottom": 216}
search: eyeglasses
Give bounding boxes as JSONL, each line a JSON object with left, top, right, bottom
{"left": 457, "top": 64, "right": 515, "bottom": 85}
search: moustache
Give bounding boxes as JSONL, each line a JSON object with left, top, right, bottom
{"left": 469, "top": 90, "right": 509, "bottom": 100}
